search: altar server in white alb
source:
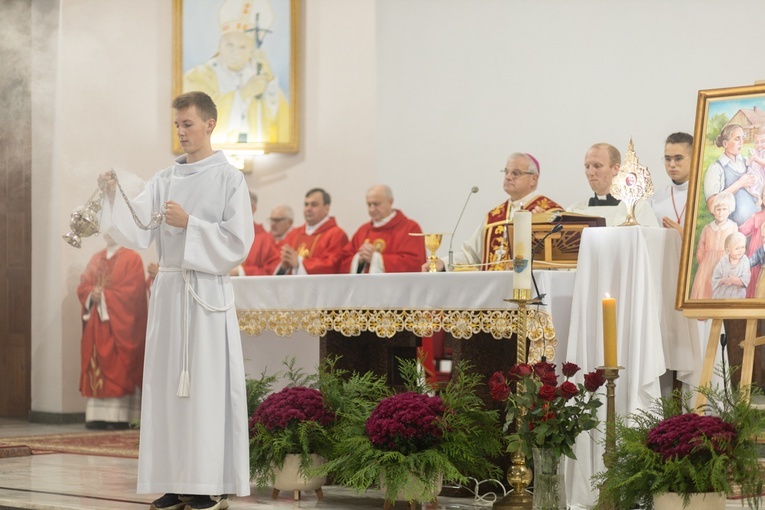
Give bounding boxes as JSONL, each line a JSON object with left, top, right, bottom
{"left": 651, "top": 132, "right": 693, "bottom": 235}
{"left": 99, "top": 91, "right": 253, "bottom": 510}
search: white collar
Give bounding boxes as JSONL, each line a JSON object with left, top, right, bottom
{"left": 305, "top": 216, "right": 331, "bottom": 235}
{"left": 509, "top": 191, "right": 536, "bottom": 209}
{"left": 372, "top": 210, "right": 397, "bottom": 228}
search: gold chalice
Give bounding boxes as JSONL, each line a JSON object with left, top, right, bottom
{"left": 410, "top": 232, "right": 450, "bottom": 272}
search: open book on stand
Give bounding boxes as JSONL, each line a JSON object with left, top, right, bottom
{"left": 524, "top": 212, "right": 607, "bottom": 269}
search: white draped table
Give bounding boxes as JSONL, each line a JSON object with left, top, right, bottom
{"left": 564, "top": 226, "right": 704, "bottom": 509}
{"left": 233, "top": 270, "right": 576, "bottom": 365}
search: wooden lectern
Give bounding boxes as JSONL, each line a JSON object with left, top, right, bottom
{"left": 510, "top": 212, "right": 606, "bottom": 269}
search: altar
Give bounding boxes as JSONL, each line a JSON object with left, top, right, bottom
{"left": 233, "top": 270, "right": 576, "bottom": 390}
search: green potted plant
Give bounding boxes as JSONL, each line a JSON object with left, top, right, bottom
{"left": 320, "top": 358, "right": 503, "bottom": 507}
{"left": 594, "top": 379, "right": 765, "bottom": 510}
{"left": 248, "top": 356, "right": 389, "bottom": 499}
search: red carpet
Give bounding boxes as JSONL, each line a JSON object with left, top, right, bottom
{"left": 0, "top": 430, "right": 139, "bottom": 458}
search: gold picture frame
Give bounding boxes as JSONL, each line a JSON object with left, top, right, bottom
{"left": 677, "top": 83, "right": 765, "bottom": 312}
{"left": 172, "top": 0, "right": 300, "bottom": 154}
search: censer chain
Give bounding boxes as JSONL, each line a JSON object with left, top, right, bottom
{"left": 107, "top": 176, "right": 164, "bottom": 231}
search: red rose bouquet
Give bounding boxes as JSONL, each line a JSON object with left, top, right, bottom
{"left": 489, "top": 361, "right": 605, "bottom": 460}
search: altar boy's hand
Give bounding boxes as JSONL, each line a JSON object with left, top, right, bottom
{"left": 164, "top": 200, "right": 189, "bottom": 228}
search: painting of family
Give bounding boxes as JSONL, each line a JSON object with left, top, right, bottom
{"left": 683, "top": 85, "right": 765, "bottom": 307}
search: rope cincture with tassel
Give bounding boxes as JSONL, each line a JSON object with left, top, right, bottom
{"left": 159, "top": 267, "right": 235, "bottom": 398}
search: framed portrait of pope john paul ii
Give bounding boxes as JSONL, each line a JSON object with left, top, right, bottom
{"left": 677, "top": 83, "right": 765, "bottom": 311}
{"left": 172, "top": 0, "right": 300, "bottom": 153}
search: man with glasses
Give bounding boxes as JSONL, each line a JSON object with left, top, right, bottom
{"left": 267, "top": 204, "right": 294, "bottom": 249}
{"left": 568, "top": 143, "right": 658, "bottom": 226}
{"left": 426, "top": 153, "right": 563, "bottom": 271}
{"left": 650, "top": 132, "right": 693, "bottom": 236}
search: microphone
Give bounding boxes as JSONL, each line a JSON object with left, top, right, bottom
{"left": 357, "top": 261, "right": 367, "bottom": 274}
{"left": 276, "top": 265, "right": 289, "bottom": 276}
{"left": 448, "top": 186, "right": 479, "bottom": 270}
{"left": 529, "top": 222, "right": 563, "bottom": 302}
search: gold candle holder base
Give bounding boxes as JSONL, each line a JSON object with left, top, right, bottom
{"left": 597, "top": 365, "right": 623, "bottom": 468}
{"left": 493, "top": 448, "right": 533, "bottom": 510}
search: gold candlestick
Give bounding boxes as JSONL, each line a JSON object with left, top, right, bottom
{"left": 493, "top": 297, "right": 541, "bottom": 510}
{"left": 598, "top": 366, "right": 623, "bottom": 468}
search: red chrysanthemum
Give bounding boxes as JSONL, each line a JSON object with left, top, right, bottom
{"left": 365, "top": 392, "right": 445, "bottom": 454}
{"left": 647, "top": 413, "right": 737, "bottom": 461}
{"left": 251, "top": 386, "right": 334, "bottom": 433}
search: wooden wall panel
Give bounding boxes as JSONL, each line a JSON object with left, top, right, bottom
{"left": 0, "top": 0, "right": 32, "bottom": 418}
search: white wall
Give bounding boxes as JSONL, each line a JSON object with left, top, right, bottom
{"left": 376, "top": 0, "right": 765, "bottom": 245}
{"left": 31, "top": 0, "right": 765, "bottom": 413}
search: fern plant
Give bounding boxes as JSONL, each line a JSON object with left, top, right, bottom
{"left": 594, "top": 380, "right": 765, "bottom": 510}
{"left": 317, "top": 357, "right": 503, "bottom": 503}
{"left": 248, "top": 356, "right": 389, "bottom": 487}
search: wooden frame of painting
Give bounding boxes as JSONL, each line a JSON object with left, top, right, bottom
{"left": 172, "top": 0, "right": 300, "bottom": 153}
{"left": 677, "top": 83, "right": 765, "bottom": 313}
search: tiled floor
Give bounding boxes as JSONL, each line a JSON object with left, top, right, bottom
{"left": 0, "top": 419, "right": 495, "bottom": 510}
{"left": 0, "top": 418, "right": 760, "bottom": 510}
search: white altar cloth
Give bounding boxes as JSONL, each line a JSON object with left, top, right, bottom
{"left": 564, "top": 226, "right": 703, "bottom": 509}
{"left": 233, "top": 271, "right": 572, "bottom": 314}
{"left": 233, "top": 270, "right": 576, "bottom": 363}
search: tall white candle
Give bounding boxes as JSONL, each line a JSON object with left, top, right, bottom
{"left": 513, "top": 210, "right": 532, "bottom": 296}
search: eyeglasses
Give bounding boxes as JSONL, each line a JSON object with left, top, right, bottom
{"left": 664, "top": 156, "right": 686, "bottom": 164}
{"left": 269, "top": 217, "right": 289, "bottom": 223}
{"left": 501, "top": 169, "right": 536, "bottom": 178}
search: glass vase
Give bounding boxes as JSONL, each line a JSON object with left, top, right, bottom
{"left": 531, "top": 447, "right": 566, "bottom": 510}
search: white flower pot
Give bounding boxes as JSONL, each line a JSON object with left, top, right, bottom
{"left": 653, "top": 492, "right": 726, "bottom": 510}
{"left": 271, "top": 453, "right": 326, "bottom": 500}
{"left": 379, "top": 471, "right": 443, "bottom": 504}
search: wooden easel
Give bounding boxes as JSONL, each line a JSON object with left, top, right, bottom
{"left": 685, "top": 309, "right": 765, "bottom": 408}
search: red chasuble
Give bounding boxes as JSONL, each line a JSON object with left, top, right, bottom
{"left": 481, "top": 195, "right": 563, "bottom": 270}
{"left": 282, "top": 217, "right": 349, "bottom": 274}
{"left": 340, "top": 210, "right": 427, "bottom": 273}
{"left": 242, "top": 223, "right": 281, "bottom": 275}
{"left": 77, "top": 248, "right": 148, "bottom": 398}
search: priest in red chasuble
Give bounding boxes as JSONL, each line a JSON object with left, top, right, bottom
{"left": 277, "top": 187, "right": 349, "bottom": 274}
{"left": 341, "top": 184, "right": 427, "bottom": 273}
{"left": 231, "top": 191, "right": 281, "bottom": 276}
{"left": 427, "top": 152, "right": 563, "bottom": 271}
{"left": 268, "top": 204, "right": 294, "bottom": 250}
{"left": 77, "top": 234, "right": 147, "bottom": 429}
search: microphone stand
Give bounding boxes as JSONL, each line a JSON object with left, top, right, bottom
{"left": 529, "top": 222, "right": 564, "bottom": 302}
{"left": 448, "top": 186, "right": 479, "bottom": 270}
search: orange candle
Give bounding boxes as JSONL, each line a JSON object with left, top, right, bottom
{"left": 602, "top": 294, "right": 617, "bottom": 367}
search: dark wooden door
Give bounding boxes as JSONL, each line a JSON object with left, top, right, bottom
{"left": 0, "top": 0, "right": 33, "bottom": 417}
